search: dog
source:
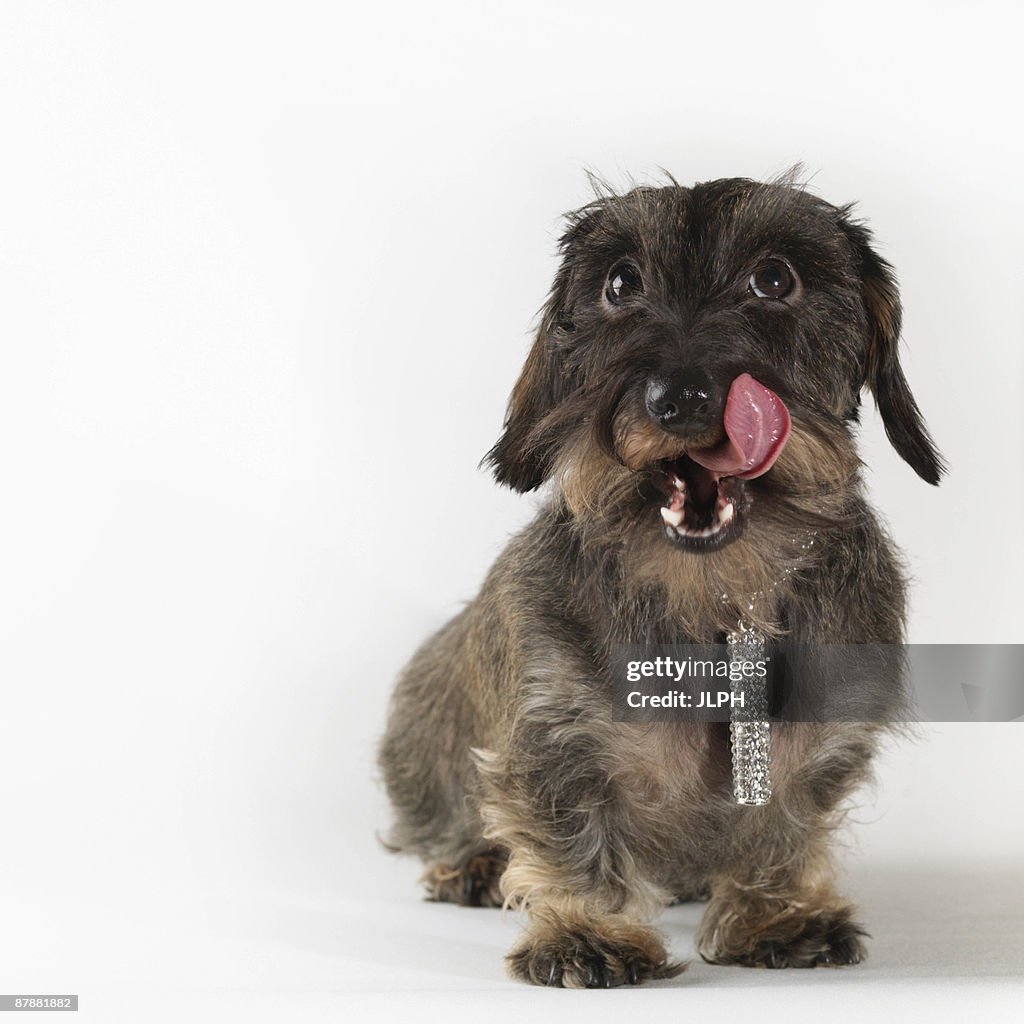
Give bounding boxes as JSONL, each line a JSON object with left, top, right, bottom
{"left": 378, "top": 174, "right": 943, "bottom": 987}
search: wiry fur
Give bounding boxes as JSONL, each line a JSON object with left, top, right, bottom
{"left": 378, "top": 175, "right": 942, "bottom": 987}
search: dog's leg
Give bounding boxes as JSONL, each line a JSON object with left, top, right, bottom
{"left": 696, "top": 840, "right": 866, "bottom": 968}
{"left": 697, "top": 725, "right": 872, "bottom": 968}
{"left": 496, "top": 834, "right": 683, "bottom": 987}
{"left": 476, "top": 727, "right": 684, "bottom": 987}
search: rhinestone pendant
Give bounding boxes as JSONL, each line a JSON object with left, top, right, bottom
{"left": 727, "top": 625, "right": 771, "bottom": 805}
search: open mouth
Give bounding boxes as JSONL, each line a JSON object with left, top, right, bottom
{"left": 649, "top": 373, "right": 791, "bottom": 552}
{"left": 659, "top": 456, "right": 745, "bottom": 549}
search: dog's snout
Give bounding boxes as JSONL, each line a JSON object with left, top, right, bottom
{"left": 645, "top": 370, "right": 719, "bottom": 436}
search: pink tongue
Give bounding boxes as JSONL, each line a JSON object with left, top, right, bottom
{"left": 687, "top": 373, "right": 791, "bottom": 479}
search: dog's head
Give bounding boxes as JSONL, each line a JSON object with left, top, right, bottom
{"left": 486, "top": 177, "right": 943, "bottom": 565}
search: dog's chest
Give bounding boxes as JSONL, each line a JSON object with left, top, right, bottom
{"left": 626, "top": 721, "right": 811, "bottom": 812}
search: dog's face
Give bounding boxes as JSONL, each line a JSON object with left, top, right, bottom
{"left": 487, "top": 179, "right": 942, "bottom": 567}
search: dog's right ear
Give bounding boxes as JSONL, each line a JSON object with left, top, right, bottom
{"left": 485, "top": 208, "right": 603, "bottom": 492}
{"left": 484, "top": 274, "right": 574, "bottom": 492}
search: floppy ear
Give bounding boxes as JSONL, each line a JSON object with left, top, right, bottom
{"left": 839, "top": 211, "right": 946, "bottom": 485}
{"left": 485, "top": 202, "right": 607, "bottom": 491}
{"left": 484, "top": 270, "right": 575, "bottom": 492}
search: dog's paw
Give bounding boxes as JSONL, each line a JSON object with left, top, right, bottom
{"left": 669, "top": 881, "right": 712, "bottom": 905}
{"left": 421, "top": 849, "right": 506, "bottom": 908}
{"left": 507, "top": 923, "right": 684, "bottom": 988}
{"left": 702, "top": 907, "right": 868, "bottom": 969}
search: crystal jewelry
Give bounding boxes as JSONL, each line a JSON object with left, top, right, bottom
{"left": 727, "top": 623, "right": 772, "bottom": 805}
{"left": 725, "top": 530, "right": 818, "bottom": 806}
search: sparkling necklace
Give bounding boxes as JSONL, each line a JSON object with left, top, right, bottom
{"left": 725, "top": 531, "right": 817, "bottom": 806}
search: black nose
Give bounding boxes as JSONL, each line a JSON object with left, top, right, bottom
{"left": 645, "top": 370, "right": 718, "bottom": 435}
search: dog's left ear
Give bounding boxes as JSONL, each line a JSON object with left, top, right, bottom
{"left": 838, "top": 211, "right": 946, "bottom": 485}
{"left": 483, "top": 276, "right": 573, "bottom": 492}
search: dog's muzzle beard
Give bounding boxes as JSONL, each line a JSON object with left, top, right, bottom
{"left": 658, "top": 456, "right": 746, "bottom": 550}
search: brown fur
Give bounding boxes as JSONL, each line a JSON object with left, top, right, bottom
{"left": 378, "top": 175, "right": 942, "bottom": 987}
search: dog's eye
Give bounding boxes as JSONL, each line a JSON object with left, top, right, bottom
{"left": 749, "top": 260, "right": 795, "bottom": 300}
{"left": 606, "top": 264, "right": 643, "bottom": 305}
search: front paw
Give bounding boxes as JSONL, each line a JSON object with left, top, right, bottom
{"left": 508, "top": 921, "right": 684, "bottom": 988}
{"left": 700, "top": 904, "right": 868, "bottom": 968}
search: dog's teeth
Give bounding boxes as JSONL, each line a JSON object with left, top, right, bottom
{"left": 672, "top": 475, "right": 686, "bottom": 491}
{"left": 664, "top": 496, "right": 736, "bottom": 540}
{"left": 661, "top": 506, "right": 684, "bottom": 528}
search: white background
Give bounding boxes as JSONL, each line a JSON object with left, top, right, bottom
{"left": 1, "top": 1, "right": 1022, "bottom": 1021}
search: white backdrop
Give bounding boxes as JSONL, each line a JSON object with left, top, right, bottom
{"left": 1, "top": 2, "right": 1022, "bottom": 1021}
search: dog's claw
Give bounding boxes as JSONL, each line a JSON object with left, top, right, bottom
{"left": 702, "top": 909, "right": 868, "bottom": 969}
{"left": 509, "top": 929, "right": 682, "bottom": 988}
